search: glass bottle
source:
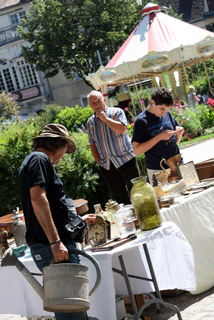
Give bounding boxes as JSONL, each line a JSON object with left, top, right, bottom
{"left": 130, "top": 176, "right": 162, "bottom": 230}
{"left": 105, "top": 199, "right": 120, "bottom": 214}
{"left": 152, "top": 174, "right": 164, "bottom": 199}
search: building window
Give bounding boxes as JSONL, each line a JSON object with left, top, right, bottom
{"left": 0, "top": 31, "right": 6, "bottom": 42}
{"left": 0, "top": 73, "right": 6, "bottom": 91}
{"left": 0, "top": 59, "right": 39, "bottom": 93}
{"left": 19, "top": 11, "right": 27, "bottom": 20}
{"left": 17, "top": 60, "right": 38, "bottom": 87}
{"left": 207, "top": 0, "right": 214, "bottom": 12}
{"left": 9, "top": 11, "right": 27, "bottom": 25}
{"left": 12, "top": 66, "right": 20, "bottom": 90}
{"left": 0, "top": 59, "right": 7, "bottom": 66}
{"left": 9, "top": 14, "right": 19, "bottom": 25}
{"left": 81, "top": 96, "right": 88, "bottom": 107}
{"left": 2, "top": 69, "right": 15, "bottom": 92}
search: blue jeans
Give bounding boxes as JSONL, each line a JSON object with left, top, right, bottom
{"left": 30, "top": 241, "right": 88, "bottom": 320}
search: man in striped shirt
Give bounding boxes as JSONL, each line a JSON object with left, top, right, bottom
{"left": 87, "top": 90, "right": 141, "bottom": 205}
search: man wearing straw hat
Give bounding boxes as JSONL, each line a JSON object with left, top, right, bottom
{"left": 19, "top": 123, "right": 93, "bottom": 320}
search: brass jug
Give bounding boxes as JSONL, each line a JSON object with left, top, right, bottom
{"left": 160, "top": 154, "right": 181, "bottom": 182}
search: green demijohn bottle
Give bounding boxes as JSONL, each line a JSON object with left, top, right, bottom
{"left": 130, "top": 176, "right": 162, "bottom": 230}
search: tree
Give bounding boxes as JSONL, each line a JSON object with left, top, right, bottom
{"left": 166, "top": 5, "right": 183, "bottom": 19}
{"left": 18, "top": 0, "right": 142, "bottom": 80}
{"left": 0, "top": 91, "right": 19, "bottom": 121}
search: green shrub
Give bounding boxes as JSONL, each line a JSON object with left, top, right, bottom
{"left": 55, "top": 105, "right": 93, "bottom": 132}
{"left": 170, "top": 106, "right": 203, "bottom": 141}
{"left": 0, "top": 121, "right": 36, "bottom": 215}
{"left": 127, "top": 123, "right": 134, "bottom": 137}
{"left": 0, "top": 91, "right": 19, "bottom": 121}
{"left": 34, "top": 104, "right": 65, "bottom": 128}
{"left": 196, "top": 104, "right": 214, "bottom": 129}
{"left": 204, "top": 127, "right": 214, "bottom": 135}
{"left": 189, "top": 77, "right": 209, "bottom": 95}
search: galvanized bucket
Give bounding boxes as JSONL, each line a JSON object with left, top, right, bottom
{"left": 43, "top": 249, "right": 101, "bottom": 313}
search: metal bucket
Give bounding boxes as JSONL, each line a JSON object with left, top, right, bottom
{"left": 43, "top": 249, "right": 101, "bottom": 313}
{"left": 43, "top": 263, "right": 89, "bottom": 312}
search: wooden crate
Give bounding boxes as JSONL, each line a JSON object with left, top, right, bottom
{"left": 124, "top": 294, "right": 148, "bottom": 313}
{"left": 195, "top": 159, "right": 214, "bottom": 180}
{"left": 160, "top": 289, "right": 185, "bottom": 297}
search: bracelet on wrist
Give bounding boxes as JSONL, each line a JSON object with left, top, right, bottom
{"left": 50, "top": 239, "right": 61, "bottom": 246}
{"left": 51, "top": 242, "right": 61, "bottom": 249}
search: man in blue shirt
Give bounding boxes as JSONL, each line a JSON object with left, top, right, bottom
{"left": 132, "top": 87, "right": 184, "bottom": 184}
{"left": 87, "top": 90, "right": 140, "bottom": 204}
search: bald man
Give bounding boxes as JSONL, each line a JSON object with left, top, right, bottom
{"left": 87, "top": 90, "right": 141, "bottom": 204}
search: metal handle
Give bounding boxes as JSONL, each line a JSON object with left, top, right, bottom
{"left": 68, "top": 249, "right": 101, "bottom": 296}
{"left": 160, "top": 158, "right": 168, "bottom": 172}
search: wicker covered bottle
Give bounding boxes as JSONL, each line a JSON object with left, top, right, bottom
{"left": 130, "top": 176, "right": 162, "bottom": 230}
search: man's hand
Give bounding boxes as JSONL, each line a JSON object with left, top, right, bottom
{"left": 82, "top": 213, "right": 96, "bottom": 224}
{"left": 51, "top": 241, "right": 69, "bottom": 263}
{"left": 95, "top": 110, "right": 126, "bottom": 134}
{"left": 175, "top": 126, "right": 184, "bottom": 135}
{"left": 96, "top": 110, "right": 107, "bottom": 121}
{"left": 159, "top": 130, "right": 176, "bottom": 141}
{"left": 175, "top": 126, "right": 184, "bottom": 143}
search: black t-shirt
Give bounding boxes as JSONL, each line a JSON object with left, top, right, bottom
{"left": 132, "top": 109, "right": 181, "bottom": 170}
{"left": 18, "top": 151, "right": 73, "bottom": 246}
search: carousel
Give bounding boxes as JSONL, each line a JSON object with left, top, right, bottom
{"left": 85, "top": 3, "right": 214, "bottom": 104}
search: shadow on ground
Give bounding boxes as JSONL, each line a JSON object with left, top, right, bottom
{"left": 137, "top": 286, "right": 214, "bottom": 319}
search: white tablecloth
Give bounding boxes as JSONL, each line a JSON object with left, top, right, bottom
{"left": 0, "top": 250, "right": 51, "bottom": 317}
{"left": 0, "top": 221, "right": 195, "bottom": 320}
{"left": 161, "top": 187, "right": 214, "bottom": 295}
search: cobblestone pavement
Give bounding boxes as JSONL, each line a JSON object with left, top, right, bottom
{"left": 1, "top": 284, "right": 214, "bottom": 320}
{"left": 139, "top": 285, "right": 214, "bottom": 320}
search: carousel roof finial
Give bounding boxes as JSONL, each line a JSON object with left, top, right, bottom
{"left": 141, "top": 3, "right": 160, "bottom": 17}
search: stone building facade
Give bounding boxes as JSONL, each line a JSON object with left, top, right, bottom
{"left": 158, "top": 0, "right": 214, "bottom": 30}
{"left": 0, "top": 0, "right": 92, "bottom": 118}
{"left": 0, "top": 0, "right": 53, "bottom": 117}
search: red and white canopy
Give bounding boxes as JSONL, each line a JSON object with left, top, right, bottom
{"left": 86, "top": 3, "right": 214, "bottom": 89}
{"left": 107, "top": 3, "right": 214, "bottom": 67}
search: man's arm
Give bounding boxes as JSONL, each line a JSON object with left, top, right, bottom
{"left": 90, "top": 143, "right": 100, "bottom": 164}
{"left": 30, "top": 185, "right": 69, "bottom": 262}
{"left": 194, "top": 94, "right": 200, "bottom": 103}
{"left": 96, "top": 111, "right": 126, "bottom": 134}
{"left": 132, "top": 130, "right": 176, "bottom": 156}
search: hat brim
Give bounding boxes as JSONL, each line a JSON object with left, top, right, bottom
{"left": 32, "top": 134, "right": 76, "bottom": 154}
{"left": 64, "top": 138, "right": 76, "bottom": 154}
